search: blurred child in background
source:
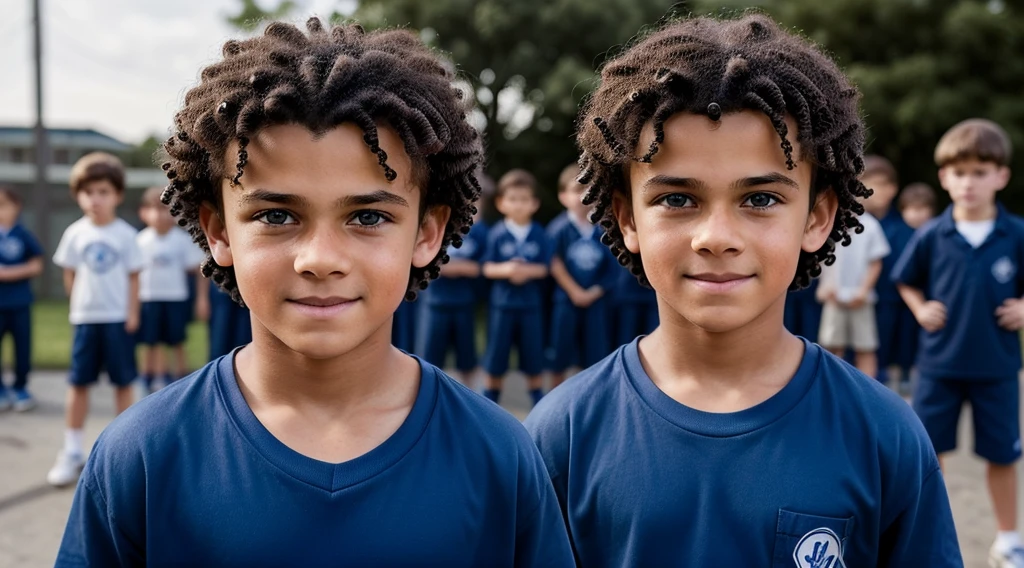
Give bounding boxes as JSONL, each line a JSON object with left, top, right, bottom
{"left": 900, "top": 182, "right": 938, "bottom": 230}
{"left": 481, "top": 169, "right": 551, "bottom": 405}
{"left": 0, "top": 186, "right": 44, "bottom": 411}
{"left": 860, "top": 155, "right": 917, "bottom": 388}
{"left": 547, "top": 164, "right": 616, "bottom": 388}
{"left": 48, "top": 152, "right": 143, "bottom": 487}
{"left": 136, "top": 187, "right": 206, "bottom": 393}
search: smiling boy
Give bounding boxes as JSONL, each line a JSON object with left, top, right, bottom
{"left": 55, "top": 19, "right": 572, "bottom": 567}
{"left": 525, "top": 14, "right": 962, "bottom": 566}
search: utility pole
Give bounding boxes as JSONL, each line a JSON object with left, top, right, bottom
{"left": 32, "top": 0, "right": 51, "bottom": 298}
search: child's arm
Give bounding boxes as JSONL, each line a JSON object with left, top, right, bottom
{"left": 897, "top": 284, "right": 946, "bottom": 332}
{"left": 0, "top": 257, "right": 43, "bottom": 281}
{"left": 194, "top": 273, "right": 210, "bottom": 321}
{"left": 550, "top": 257, "right": 601, "bottom": 307}
{"left": 439, "top": 257, "right": 481, "bottom": 278}
{"left": 847, "top": 259, "right": 882, "bottom": 309}
{"left": 509, "top": 261, "right": 548, "bottom": 285}
{"left": 483, "top": 261, "right": 516, "bottom": 280}
{"left": 126, "top": 272, "right": 140, "bottom": 333}
{"left": 62, "top": 268, "right": 75, "bottom": 297}
{"left": 995, "top": 297, "right": 1024, "bottom": 331}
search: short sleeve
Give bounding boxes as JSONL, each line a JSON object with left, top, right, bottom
{"left": 868, "top": 222, "right": 891, "bottom": 261}
{"left": 482, "top": 227, "right": 500, "bottom": 264}
{"left": 513, "top": 431, "right": 575, "bottom": 568}
{"left": 123, "top": 228, "right": 145, "bottom": 273}
{"left": 20, "top": 228, "right": 44, "bottom": 259}
{"left": 52, "top": 226, "right": 78, "bottom": 269}
{"left": 55, "top": 443, "right": 146, "bottom": 567}
{"left": 878, "top": 468, "right": 963, "bottom": 565}
{"left": 891, "top": 228, "right": 929, "bottom": 290}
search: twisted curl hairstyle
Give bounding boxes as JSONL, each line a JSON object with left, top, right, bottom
{"left": 577, "top": 14, "right": 870, "bottom": 290}
{"left": 161, "top": 18, "right": 483, "bottom": 304}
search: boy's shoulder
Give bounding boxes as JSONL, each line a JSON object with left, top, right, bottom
{"left": 430, "top": 362, "right": 539, "bottom": 444}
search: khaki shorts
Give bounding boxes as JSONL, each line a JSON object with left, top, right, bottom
{"left": 818, "top": 303, "right": 878, "bottom": 352}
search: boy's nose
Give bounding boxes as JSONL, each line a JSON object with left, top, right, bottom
{"left": 690, "top": 206, "right": 744, "bottom": 256}
{"left": 293, "top": 224, "right": 352, "bottom": 278}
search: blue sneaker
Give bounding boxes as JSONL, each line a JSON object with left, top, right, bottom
{"left": 0, "top": 386, "right": 10, "bottom": 411}
{"left": 12, "top": 389, "right": 35, "bottom": 412}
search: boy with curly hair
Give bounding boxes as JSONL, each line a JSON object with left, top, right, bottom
{"left": 56, "top": 19, "right": 572, "bottom": 567}
{"left": 526, "top": 14, "right": 961, "bottom": 565}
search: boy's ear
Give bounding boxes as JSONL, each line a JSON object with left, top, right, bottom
{"left": 611, "top": 190, "right": 640, "bottom": 254}
{"left": 802, "top": 188, "right": 838, "bottom": 253}
{"left": 997, "top": 165, "right": 1011, "bottom": 190}
{"left": 412, "top": 205, "right": 451, "bottom": 268}
{"left": 199, "top": 202, "right": 233, "bottom": 267}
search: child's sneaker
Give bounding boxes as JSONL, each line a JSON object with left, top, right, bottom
{"left": 46, "top": 450, "right": 86, "bottom": 487}
{"left": 990, "top": 543, "right": 1024, "bottom": 568}
{"left": 0, "top": 386, "right": 11, "bottom": 411}
{"left": 12, "top": 389, "right": 35, "bottom": 412}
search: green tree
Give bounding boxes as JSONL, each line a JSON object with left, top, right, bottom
{"left": 123, "top": 135, "right": 163, "bottom": 168}
{"left": 693, "top": 0, "right": 1024, "bottom": 210}
{"left": 226, "top": 0, "right": 298, "bottom": 32}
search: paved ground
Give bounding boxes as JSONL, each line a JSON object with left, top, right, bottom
{"left": 0, "top": 370, "right": 1016, "bottom": 567}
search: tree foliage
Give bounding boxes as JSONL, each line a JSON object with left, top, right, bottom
{"left": 226, "top": 0, "right": 1024, "bottom": 215}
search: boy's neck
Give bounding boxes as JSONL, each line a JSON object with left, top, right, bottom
{"left": 637, "top": 297, "right": 804, "bottom": 413}
{"left": 953, "top": 202, "right": 998, "bottom": 222}
{"left": 233, "top": 321, "right": 421, "bottom": 462}
{"left": 85, "top": 213, "right": 117, "bottom": 226}
{"left": 505, "top": 217, "right": 532, "bottom": 228}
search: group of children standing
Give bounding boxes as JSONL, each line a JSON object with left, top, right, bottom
{"left": 786, "top": 153, "right": 940, "bottom": 388}
{"left": 0, "top": 10, "right": 1013, "bottom": 567}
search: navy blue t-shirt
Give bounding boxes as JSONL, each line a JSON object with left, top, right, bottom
{"left": 56, "top": 353, "right": 574, "bottom": 567}
{"left": 426, "top": 220, "right": 488, "bottom": 307}
{"left": 549, "top": 220, "right": 616, "bottom": 304}
{"left": 877, "top": 208, "right": 915, "bottom": 304}
{"left": 483, "top": 221, "right": 552, "bottom": 309}
{"left": 0, "top": 224, "right": 43, "bottom": 309}
{"left": 525, "top": 338, "right": 962, "bottom": 566}
{"left": 892, "top": 204, "right": 1024, "bottom": 379}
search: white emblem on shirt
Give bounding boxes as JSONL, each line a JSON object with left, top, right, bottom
{"left": 794, "top": 528, "right": 847, "bottom": 568}
{"left": 992, "top": 256, "right": 1016, "bottom": 284}
{"left": 0, "top": 236, "right": 24, "bottom": 261}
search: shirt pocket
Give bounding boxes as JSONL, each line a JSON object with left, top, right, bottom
{"left": 773, "top": 509, "right": 854, "bottom": 568}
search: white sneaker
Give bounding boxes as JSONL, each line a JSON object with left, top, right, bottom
{"left": 990, "top": 543, "right": 1024, "bottom": 568}
{"left": 46, "top": 450, "right": 85, "bottom": 487}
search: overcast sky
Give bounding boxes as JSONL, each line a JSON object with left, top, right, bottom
{"left": 0, "top": 0, "right": 352, "bottom": 145}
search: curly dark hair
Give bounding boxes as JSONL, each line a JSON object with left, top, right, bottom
{"left": 161, "top": 18, "right": 483, "bottom": 304}
{"left": 577, "top": 13, "right": 870, "bottom": 290}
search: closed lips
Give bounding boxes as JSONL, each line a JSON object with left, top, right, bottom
{"left": 685, "top": 273, "right": 752, "bottom": 282}
{"left": 289, "top": 297, "right": 354, "bottom": 306}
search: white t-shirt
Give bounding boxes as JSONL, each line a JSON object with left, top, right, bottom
{"left": 137, "top": 227, "right": 206, "bottom": 302}
{"left": 53, "top": 217, "right": 144, "bottom": 324}
{"left": 956, "top": 219, "right": 995, "bottom": 248}
{"left": 821, "top": 213, "right": 891, "bottom": 304}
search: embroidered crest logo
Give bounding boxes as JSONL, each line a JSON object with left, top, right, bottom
{"left": 0, "top": 236, "right": 24, "bottom": 261}
{"left": 794, "top": 528, "right": 846, "bottom": 568}
{"left": 992, "top": 256, "right": 1016, "bottom": 284}
{"left": 567, "top": 240, "right": 603, "bottom": 272}
{"left": 83, "top": 242, "right": 120, "bottom": 275}
{"left": 499, "top": 241, "right": 517, "bottom": 258}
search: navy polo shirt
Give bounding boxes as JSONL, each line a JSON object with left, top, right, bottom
{"left": 877, "top": 208, "right": 915, "bottom": 304}
{"left": 549, "top": 220, "right": 616, "bottom": 304}
{"left": 892, "top": 204, "right": 1024, "bottom": 380}
{"left": 0, "top": 224, "right": 44, "bottom": 309}
{"left": 483, "top": 221, "right": 552, "bottom": 309}
{"left": 426, "top": 220, "right": 488, "bottom": 307}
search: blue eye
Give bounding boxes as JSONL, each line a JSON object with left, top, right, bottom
{"left": 353, "top": 211, "right": 386, "bottom": 227}
{"left": 745, "top": 193, "right": 778, "bottom": 210}
{"left": 256, "top": 209, "right": 295, "bottom": 225}
{"left": 661, "top": 194, "right": 693, "bottom": 208}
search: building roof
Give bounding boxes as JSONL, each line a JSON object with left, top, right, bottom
{"left": 0, "top": 126, "right": 131, "bottom": 152}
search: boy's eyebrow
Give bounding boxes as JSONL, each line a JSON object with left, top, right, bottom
{"left": 643, "top": 172, "right": 800, "bottom": 192}
{"left": 239, "top": 189, "right": 410, "bottom": 208}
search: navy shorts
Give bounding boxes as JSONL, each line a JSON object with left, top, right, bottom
{"left": 876, "top": 301, "right": 918, "bottom": 371}
{"left": 137, "top": 301, "right": 189, "bottom": 346}
{"left": 548, "top": 300, "right": 611, "bottom": 373}
{"left": 482, "top": 307, "right": 545, "bottom": 377}
{"left": 69, "top": 323, "right": 137, "bottom": 387}
{"left": 914, "top": 376, "right": 1022, "bottom": 464}
{"left": 419, "top": 305, "right": 478, "bottom": 372}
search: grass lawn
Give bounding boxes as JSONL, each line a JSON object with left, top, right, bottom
{"left": 0, "top": 300, "right": 210, "bottom": 371}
